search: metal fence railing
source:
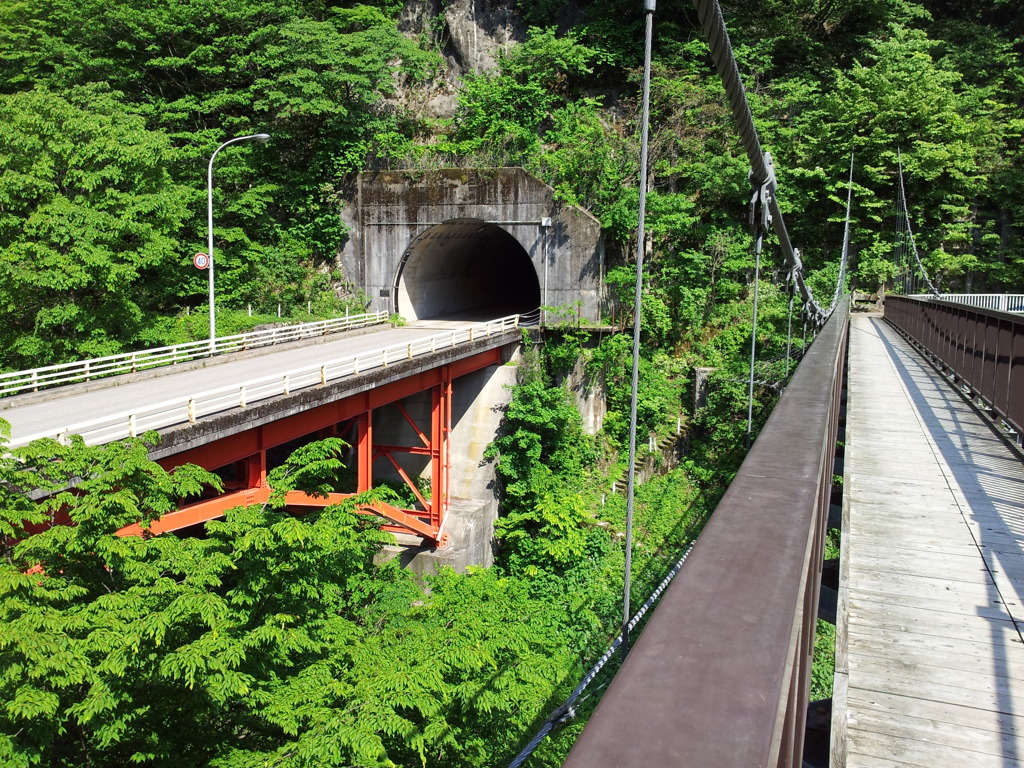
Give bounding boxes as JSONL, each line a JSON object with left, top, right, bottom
{"left": 935, "top": 294, "right": 1024, "bottom": 313}
{"left": 562, "top": 299, "right": 849, "bottom": 768}
{"left": 9, "top": 314, "right": 524, "bottom": 449}
{"left": 0, "top": 312, "right": 390, "bottom": 398}
{"left": 886, "top": 296, "right": 1024, "bottom": 438}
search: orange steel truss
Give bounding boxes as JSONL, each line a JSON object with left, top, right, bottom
{"left": 117, "top": 349, "right": 499, "bottom": 545}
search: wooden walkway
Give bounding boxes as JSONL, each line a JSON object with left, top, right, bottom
{"left": 833, "top": 314, "right": 1024, "bottom": 767}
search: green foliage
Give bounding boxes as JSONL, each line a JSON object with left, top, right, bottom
{"left": 485, "top": 380, "right": 595, "bottom": 515}
{"left": 0, "top": 433, "right": 589, "bottom": 768}
{"left": 0, "top": 86, "right": 189, "bottom": 366}
{"left": 443, "top": 26, "right": 607, "bottom": 164}
{"left": 810, "top": 619, "right": 837, "bottom": 701}
{"left": 0, "top": 0, "right": 437, "bottom": 368}
{"left": 824, "top": 527, "right": 841, "bottom": 561}
{"left": 588, "top": 330, "right": 685, "bottom": 447}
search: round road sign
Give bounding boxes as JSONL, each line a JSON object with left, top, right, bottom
{"left": 193, "top": 252, "right": 210, "bottom": 270}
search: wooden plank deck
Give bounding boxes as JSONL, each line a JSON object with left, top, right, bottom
{"left": 833, "top": 314, "right": 1024, "bottom": 768}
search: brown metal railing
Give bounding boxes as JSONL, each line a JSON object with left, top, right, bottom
{"left": 885, "top": 296, "right": 1024, "bottom": 437}
{"left": 562, "top": 300, "right": 848, "bottom": 768}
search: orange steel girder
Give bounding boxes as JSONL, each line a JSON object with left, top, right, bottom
{"left": 116, "top": 351, "right": 497, "bottom": 543}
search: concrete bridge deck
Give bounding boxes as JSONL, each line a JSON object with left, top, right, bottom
{"left": 0, "top": 320, "right": 520, "bottom": 455}
{"left": 834, "top": 314, "right": 1024, "bottom": 767}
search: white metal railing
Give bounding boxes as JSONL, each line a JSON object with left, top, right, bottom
{"left": 935, "top": 294, "right": 1024, "bottom": 312}
{"left": 0, "top": 312, "right": 390, "bottom": 398}
{"left": 9, "top": 314, "right": 524, "bottom": 449}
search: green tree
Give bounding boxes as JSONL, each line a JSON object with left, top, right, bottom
{"left": 0, "top": 85, "right": 189, "bottom": 366}
{"left": 446, "top": 26, "right": 606, "bottom": 161}
{"left": 0, "top": 0, "right": 440, "bottom": 326}
{"left": 0, "top": 431, "right": 591, "bottom": 768}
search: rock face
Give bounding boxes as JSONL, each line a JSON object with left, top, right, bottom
{"left": 438, "top": 0, "right": 525, "bottom": 75}
{"left": 395, "top": 0, "right": 526, "bottom": 119}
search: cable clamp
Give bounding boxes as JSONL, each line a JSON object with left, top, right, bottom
{"left": 547, "top": 701, "right": 577, "bottom": 728}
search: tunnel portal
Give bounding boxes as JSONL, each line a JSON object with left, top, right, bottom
{"left": 340, "top": 168, "right": 603, "bottom": 324}
{"left": 396, "top": 218, "right": 541, "bottom": 321}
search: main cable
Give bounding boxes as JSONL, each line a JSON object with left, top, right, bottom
{"left": 896, "top": 148, "right": 940, "bottom": 296}
{"left": 691, "top": 0, "right": 830, "bottom": 326}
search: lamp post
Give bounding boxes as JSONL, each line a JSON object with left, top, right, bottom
{"left": 207, "top": 133, "right": 270, "bottom": 350}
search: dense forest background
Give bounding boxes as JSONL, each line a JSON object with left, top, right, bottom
{"left": 0, "top": 0, "right": 1021, "bottom": 368}
{"left": 1, "top": 0, "right": 1022, "bottom": 766}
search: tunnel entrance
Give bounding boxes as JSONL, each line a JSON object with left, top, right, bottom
{"left": 395, "top": 218, "right": 541, "bottom": 322}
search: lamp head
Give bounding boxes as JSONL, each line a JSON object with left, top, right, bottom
{"left": 254, "top": 133, "right": 271, "bottom": 143}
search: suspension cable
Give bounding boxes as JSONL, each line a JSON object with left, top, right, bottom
{"left": 691, "top": 0, "right": 831, "bottom": 326}
{"left": 827, "top": 152, "right": 855, "bottom": 314}
{"left": 621, "top": 0, "right": 657, "bottom": 662}
{"left": 506, "top": 541, "right": 697, "bottom": 768}
{"left": 745, "top": 215, "right": 764, "bottom": 450}
{"left": 895, "top": 149, "right": 940, "bottom": 296}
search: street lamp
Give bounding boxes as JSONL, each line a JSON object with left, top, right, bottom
{"left": 207, "top": 133, "right": 270, "bottom": 350}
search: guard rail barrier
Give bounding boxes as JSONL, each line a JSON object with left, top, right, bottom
{"left": 10, "top": 314, "right": 524, "bottom": 449}
{"left": 935, "top": 294, "right": 1024, "bottom": 313}
{"left": 562, "top": 298, "right": 849, "bottom": 768}
{"left": 886, "top": 296, "right": 1024, "bottom": 438}
{"left": 0, "top": 312, "right": 390, "bottom": 397}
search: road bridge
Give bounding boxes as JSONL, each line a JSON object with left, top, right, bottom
{"left": 1, "top": 170, "right": 610, "bottom": 568}
{"left": 2, "top": 317, "right": 525, "bottom": 566}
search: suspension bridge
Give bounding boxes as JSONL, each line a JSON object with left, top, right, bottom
{"left": 3, "top": 0, "right": 1023, "bottom": 766}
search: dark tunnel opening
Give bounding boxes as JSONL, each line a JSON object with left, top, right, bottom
{"left": 395, "top": 218, "right": 542, "bottom": 321}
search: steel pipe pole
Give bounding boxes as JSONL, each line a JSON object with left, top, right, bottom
{"left": 622, "top": 0, "right": 657, "bottom": 661}
{"left": 207, "top": 133, "right": 270, "bottom": 351}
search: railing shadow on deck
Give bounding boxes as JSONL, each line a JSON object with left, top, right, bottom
{"left": 879, "top": 310, "right": 1024, "bottom": 768}
{"left": 561, "top": 298, "right": 849, "bottom": 768}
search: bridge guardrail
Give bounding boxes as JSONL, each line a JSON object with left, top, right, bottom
{"left": 935, "top": 293, "right": 1024, "bottom": 313}
{"left": 562, "top": 298, "right": 849, "bottom": 768}
{"left": 886, "top": 296, "right": 1024, "bottom": 438}
{"left": 10, "top": 314, "right": 524, "bottom": 449}
{"left": 0, "top": 312, "right": 390, "bottom": 398}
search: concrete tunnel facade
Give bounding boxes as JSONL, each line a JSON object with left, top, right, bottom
{"left": 338, "top": 168, "right": 604, "bottom": 322}
{"left": 396, "top": 219, "right": 541, "bottom": 321}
